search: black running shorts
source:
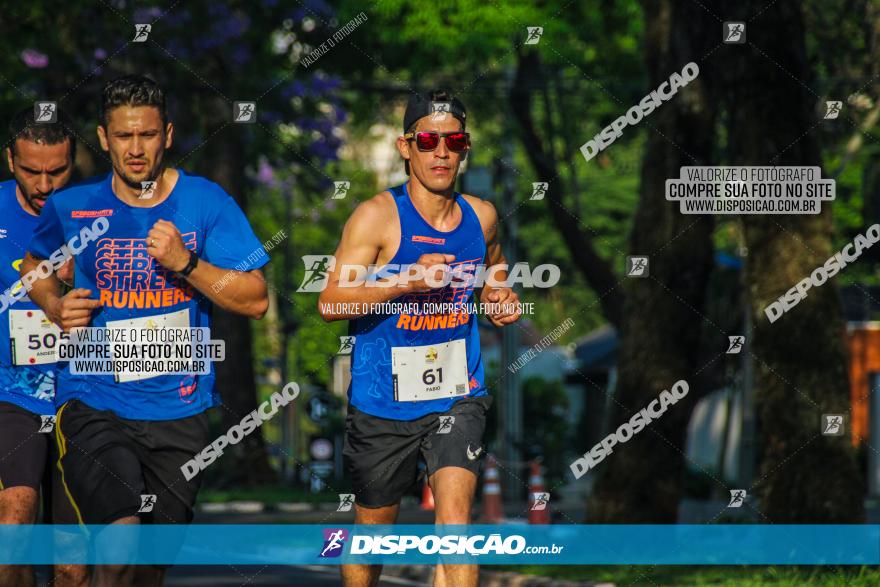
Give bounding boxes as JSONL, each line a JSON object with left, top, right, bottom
{"left": 343, "top": 395, "right": 492, "bottom": 508}
{"left": 55, "top": 399, "right": 210, "bottom": 525}
{"left": 0, "top": 401, "right": 79, "bottom": 523}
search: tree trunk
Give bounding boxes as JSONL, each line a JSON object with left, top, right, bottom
{"left": 726, "top": 1, "right": 864, "bottom": 522}
{"left": 509, "top": 52, "right": 624, "bottom": 328}
{"left": 587, "top": 0, "right": 719, "bottom": 522}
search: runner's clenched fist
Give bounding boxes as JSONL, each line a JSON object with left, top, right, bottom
{"left": 146, "top": 218, "right": 190, "bottom": 272}
{"left": 402, "top": 253, "right": 456, "bottom": 292}
{"left": 47, "top": 288, "right": 102, "bottom": 331}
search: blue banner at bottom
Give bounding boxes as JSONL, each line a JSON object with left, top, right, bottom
{"left": 0, "top": 524, "right": 878, "bottom": 565}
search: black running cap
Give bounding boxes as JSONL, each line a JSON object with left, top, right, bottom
{"left": 403, "top": 92, "right": 467, "bottom": 133}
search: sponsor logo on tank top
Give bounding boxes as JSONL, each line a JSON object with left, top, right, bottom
{"left": 412, "top": 235, "right": 445, "bottom": 245}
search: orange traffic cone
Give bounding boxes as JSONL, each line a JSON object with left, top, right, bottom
{"left": 421, "top": 478, "right": 435, "bottom": 510}
{"left": 528, "top": 460, "right": 550, "bottom": 524}
{"left": 480, "top": 454, "right": 504, "bottom": 523}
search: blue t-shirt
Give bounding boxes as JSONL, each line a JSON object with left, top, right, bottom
{"left": 27, "top": 170, "right": 269, "bottom": 420}
{"left": 0, "top": 180, "right": 56, "bottom": 415}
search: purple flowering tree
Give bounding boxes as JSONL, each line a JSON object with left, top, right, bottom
{"left": 0, "top": 0, "right": 347, "bottom": 487}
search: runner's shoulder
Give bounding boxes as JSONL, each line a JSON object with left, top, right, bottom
{"left": 460, "top": 193, "right": 497, "bottom": 232}
{"left": 0, "top": 180, "right": 17, "bottom": 207}
{"left": 347, "top": 190, "right": 397, "bottom": 233}
{"left": 47, "top": 173, "right": 111, "bottom": 211}
{"left": 177, "top": 170, "right": 235, "bottom": 204}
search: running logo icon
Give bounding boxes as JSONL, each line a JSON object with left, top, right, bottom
{"left": 337, "top": 336, "right": 355, "bottom": 355}
{"left": 233, "top": 102, "right": 257, "bottom": 123}
{"left": 430, "top": 101, "right": 451, "bottom": 121}
{"left": 530, "top": 182, "right": 548, "bottom": 201}
{"left": 133, "top": 24, "right": 151, "bottom": 42}
{"left": 723, "top": 22, "right": 745, "bottom": 43}
{"left": 525, "top": 27, "right": 543, "bottom": 45}
{"left": 332, "top": 181, "right": 350, "bottom": 200}
{"left": 34, "top": 102, "right": 57, "bottom": 124}
{"left": 626, "top": 256, "right": 649, "bottom": 277}
{"left": 138, "top": 494, "right": 157, "bottom": 513}
{"left": 140, "top": 181, "right": 156, "bottom": 199}
{"left": 531, "top": 492, "right": 550, "bottom": 511}
{"left": 337, "top": 494, "right": 355, "bottom": 512}
{"left": 727, "top": 336, "right": 744, "bottom": 354}
{"left": 728, "top": 489, "right": 746, "bottom": 508}
{"left": 38, "top": 415, "right": 55, "bottom": 433}
{"left": 319, "top": 528, "right": 348, "bottom": 558}
{"left": 824, "top": 101, "right": 842, "bottom": 119}
{"left": 297, "top": 255, "right": 335, "bottom": 292}
{"left": 437, "top": 416, "right": 455, "bottom": 434}
{"left": 822, "top": 414, "right": 845, "bottom": 436}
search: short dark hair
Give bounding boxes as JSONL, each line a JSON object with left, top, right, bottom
{"left": 404, "top": 89, "right": 466, "bottom": 176}
{"left": 8, "top": 106, "right": 76, "bottom": 159}
{"left": 100, "top": 75, "right": 167, "bottom": 126}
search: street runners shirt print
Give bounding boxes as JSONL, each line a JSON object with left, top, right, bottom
{"left": 27, "top": 170, "right": 269, "bottom": 420}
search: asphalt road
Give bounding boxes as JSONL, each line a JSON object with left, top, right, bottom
{"left": 165, "top": 564, "right": 426, "bottom": 587}
{"left": 160, "top": 509, "right": 432, "bottom": 586}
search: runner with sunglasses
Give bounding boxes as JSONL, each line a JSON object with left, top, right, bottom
{"left": 319, "top": 90, "right": 521, "bottom": 587}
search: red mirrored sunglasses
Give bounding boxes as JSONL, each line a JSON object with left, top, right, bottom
{"left": 404, "top": 131, "right": 471, "bottom": 153}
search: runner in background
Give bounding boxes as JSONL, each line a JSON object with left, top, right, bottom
{"left": 0, "top": 107, "right": 86, "bottom": 587}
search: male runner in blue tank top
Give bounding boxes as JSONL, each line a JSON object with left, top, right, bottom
{"left": 320, "top": 90, "right": 521, "bottom": 587}
{"left": 0, "top": 107, "right": 86, "bottom": 587}
{"left": 21, "top": 75, "right": 270, "bottom": 587}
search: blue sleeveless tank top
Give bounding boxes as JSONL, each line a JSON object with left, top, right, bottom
{"left": 347, "top": 183, "right": 487, "bottom": 420}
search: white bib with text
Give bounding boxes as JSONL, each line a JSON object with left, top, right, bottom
{"left": 106, "top": 308, "right": 190, "bottom": 383}
{"left": 8, "top": 309, "right": 66, "bottom": 366}
{"left": 391, "top": 339, "right": 468, "bottom": 402}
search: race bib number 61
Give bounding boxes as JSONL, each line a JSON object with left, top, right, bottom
{"left": 391, "top": 339, "right": 469, "bottom": 402}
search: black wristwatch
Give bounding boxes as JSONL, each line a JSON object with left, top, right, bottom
{"left": 176, "top": 250, "right": 199, "bottom": 278}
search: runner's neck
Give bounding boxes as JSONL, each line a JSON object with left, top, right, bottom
{"left": 14, "top": 184, "right": 38, "bottom": 216}
{"left": 406, "top": 179, "right": 460, "bottom": 231}
{"left": 111, "top": 167, "right": 180, "bottom": 208}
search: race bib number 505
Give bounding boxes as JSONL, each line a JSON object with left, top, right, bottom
{"left": 9, "top": 309, "right": 67, "bottom": 365}
{"left": 391, "top": 339, "right": 469, "bottom": 402}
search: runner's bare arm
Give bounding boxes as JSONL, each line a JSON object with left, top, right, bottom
{"left": 318, "top": 194, "right": 453, "bottom": 321}
{"left": 147, "top": 219, "right": 269, "bottom": 320}
{"left": 20, "top": 253, "right": 101, "bottom": 331}
{"left": 465, "top": 195, "right": 521, "bottom": 327}
{"left": 319, "top": 195, "right": 408, "bottom": 321}
{"left": 181, "top": 264, "right": 268, "bottom": 319}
